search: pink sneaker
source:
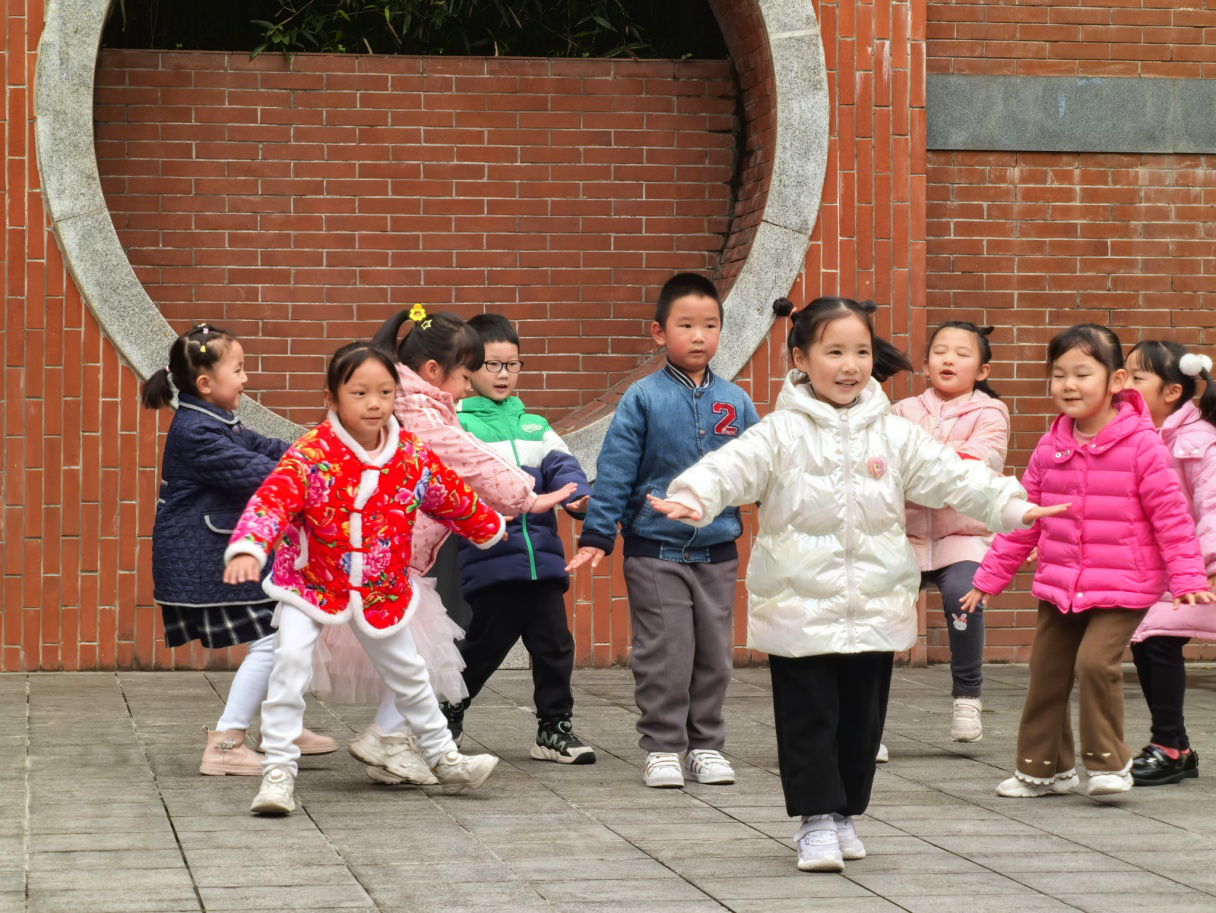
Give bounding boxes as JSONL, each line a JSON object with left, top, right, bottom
{"left": 295, "top": 728, "right": 337, "bottom": 755}
{"left": 200, "top": 728, "right": 264, "bottom": 776}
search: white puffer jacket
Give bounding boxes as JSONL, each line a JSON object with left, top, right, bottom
{"left": 667, "top": 374, "right": 1031, "bottom": 658}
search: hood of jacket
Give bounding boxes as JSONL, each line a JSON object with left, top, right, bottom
{"left": 395, "top": 363, "right": 457, "bottom": 422}
{"left": 774, "top": 373, "right": 891, "bottom": 429}
{"left": 1161, "top": 399, "right": 1216, "bottom": 457}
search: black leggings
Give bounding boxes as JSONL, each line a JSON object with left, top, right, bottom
{"left": 1130, "top": 635, "right": 1191, "bottom": 751}
{"left": 922, "top": 561, "right": 984, "bottom": 698}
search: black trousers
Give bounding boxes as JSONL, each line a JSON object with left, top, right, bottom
{"left": 769, "top": 651, "right": 894, "bottom": 818}
{"left": 461, "top": 579, "right": 575, "bottom": 721}
{"left": 1130, "top": 635, "right": 1191, "bottom": 751}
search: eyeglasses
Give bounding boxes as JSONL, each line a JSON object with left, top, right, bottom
{"left": 483, "top": 360, "right": 524, "bottom": 374}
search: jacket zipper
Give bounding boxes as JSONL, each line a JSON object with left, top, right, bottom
{"left": 840, "top": 412, "right": 859, "bottom": 650}
{"left": 507, "top": 436, "right": 538, "bottom": 580}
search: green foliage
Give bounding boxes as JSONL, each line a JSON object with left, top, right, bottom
{"left": 249, "top": 0, "right": 653, "bottom": 60}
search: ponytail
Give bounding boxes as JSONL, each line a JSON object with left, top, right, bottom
{"left": 1180, "top": 351, "right": 1216, "bottom": 427}
{"left": 370, "top": 305, "right": 483, "bottom": 375}
{"left": 140, "top": 367, "right": 175, "bottom": 410}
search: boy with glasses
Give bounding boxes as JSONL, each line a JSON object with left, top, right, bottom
{"left": 446, "top": 313, "right": 596, "bottom": 763}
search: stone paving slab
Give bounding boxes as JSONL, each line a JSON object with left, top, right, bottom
{"left": 3, "top": 664, "right": 1216, "bottom": 912}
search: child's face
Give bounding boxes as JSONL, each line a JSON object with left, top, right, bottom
{"left": 471, "top": 341, "right": 521, "bottom": 403}
{"left": 418, "top": 359, "right": 475, "bottom": 401}
{"left": 325, "top": 359, "right": 398, "bottom": 442}
{"left": 197, "top": 339, "right": 247, "bottom": 413}
{"left": 792, "top": 313, "right": 873, "bottom": 407}
{"left": 651, "top": 294, "right": 721, "bottom": 374}
{"left": 925, "top": 328, "right": 989, "bottom": 400}
{"left": 1050, "top": 347, "right": 1126, "bottom": 426}
{"left": 1125, "top": 350, "right": 1181, "bottom": 429}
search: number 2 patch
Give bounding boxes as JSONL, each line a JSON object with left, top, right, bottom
{"left": 712, "top": 402, "right": 739, "bottom": 436}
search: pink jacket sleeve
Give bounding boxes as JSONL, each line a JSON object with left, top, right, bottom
{"left": 1182, "top": 444, "right": 1216, "bottom": 577}
{"left": 957, "top": 406, "right": 1010, "bottom": 474}
{"left": 1137, "top": 434, "right": 1209, "bottom": 595}
{"left": 972, "top": 447, "right": 1044, "bottom": 595}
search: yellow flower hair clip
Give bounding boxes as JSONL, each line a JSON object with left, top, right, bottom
{"left": 408, "top": 304, "right": 427, "bottom": 323}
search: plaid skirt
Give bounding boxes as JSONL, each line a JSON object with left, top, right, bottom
{"left": 160, "top": 601, "right": 276, "bottom": 649}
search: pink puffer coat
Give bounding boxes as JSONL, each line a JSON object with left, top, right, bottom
{"left": 892, "top": 388, "right": 1010, "bottom": 571}
{"left": 1131, "top": 400, "right": 1216, "bottom": 642}
{"left": 973, "top": 391, "right": 1208, "bottom": 612}
{"left": 394, "top": 364, "right": 537, "bottom": 574}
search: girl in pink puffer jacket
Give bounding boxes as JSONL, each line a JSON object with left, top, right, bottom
{"left": 1124, "top": 341, "right": 1216, "bottom": 787}
{"left": 893, "top": 321, "right": 1010, "bottom": 745}
{"left": 964, "top": 325, "right": 1215, "bottom": 800}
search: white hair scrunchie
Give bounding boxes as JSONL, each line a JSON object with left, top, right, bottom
{"left": 1179, "top": 352, "right": 1214, "bottom": 377}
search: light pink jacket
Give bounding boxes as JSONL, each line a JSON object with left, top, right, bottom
{"left": 394, "top": 364, "right": 537, "bottom": 574}
{"left": 1132, "top": 400, "right": 1216, "bottom": 643}
{"left": 892, "top": 388, "right": 1010, "bottom": 571}
{"left": 974, "top": 391, "right": 1208, "bottom": 613}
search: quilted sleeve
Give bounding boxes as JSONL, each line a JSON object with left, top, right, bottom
{"left": 578, "top": 385, "right": 649, "bottom": 554}
{"left": 1137, "top": 434, "right": 1209, "bottom": 595}
{"left": 416, "top": 444, "right": 506, "bottom": 550}
{"left": 187, "top": 422, "right": 284, "bottom": 501}
{"left": 1182, "top": 445, "right": 1216, "bottom": 576}
{"left": 666, "top": 417, "right": 779, "bottom": 528}
{"left": 223, "top": 447, "right": 310, "bottom": 568}
{"left": 956, "top": 405, "right": 1011, "bottom": 474}
{"left": 539, "top": 428, "right": 592, "bottom": 509}
{"left": 243, "top": 426, "right": 291, "bottom": 463}
{"left": 971, "top": 447, "right": 1047, "bottom": 596}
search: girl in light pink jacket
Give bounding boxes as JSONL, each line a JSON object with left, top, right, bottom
{"left": 893, "top": 321, "right": 1009, "bottom": 745}
{"left": 1125, "top": 341, "right": 1216, "bottom": 788}
{"left": 314, "top": 307, "right": 575, "bottom": 785}
{"left": 964, "top": 325, "right": 1215, "bottom": 800}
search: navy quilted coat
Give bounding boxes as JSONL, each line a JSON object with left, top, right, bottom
{"left": 152, "top": 394, "right": 291, "bottom": 608}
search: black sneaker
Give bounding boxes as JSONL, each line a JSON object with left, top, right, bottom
{"left": 1131, "top": 744, "right": 1188, "bottom": 786}
{"left": 531, "top": 718, "right": 596, "bottom": 765}
{"left": 441, "top": 700, "right": 468, "bottom": 747}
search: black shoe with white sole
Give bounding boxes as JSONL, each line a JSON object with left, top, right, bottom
{"left": 440, "top": 699, "right": 467, "bottom": 747}
{"left": 531, "top": 718, "right": 596, "bottom": 764}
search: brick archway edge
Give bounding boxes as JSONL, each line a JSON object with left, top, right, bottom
{"left": 34, "top": 0, "right": 828, "bottom": 470}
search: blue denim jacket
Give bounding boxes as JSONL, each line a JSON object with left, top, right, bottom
{"left": 578, "top": 363, "right": 760, "bottom": 563}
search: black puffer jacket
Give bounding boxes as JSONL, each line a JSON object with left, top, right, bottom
{"left": 151, "top": 394, "right": 290, "bottom": 608}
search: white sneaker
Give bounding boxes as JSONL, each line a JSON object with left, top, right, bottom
{"left": 1087, "top": 771, "right": 1133, "bottom": 796}
{"left": 995, "top": 770, "right": 1079, "bottom": 798}
{"left": 832, "top": 814, "right": 866, "bottom": 860}
{"left": 644, "top": 752, "right": 684, "bottom": 788}
{"left": 685, "top": 749, "right": 735, "bottom": 784}
{"left": 250, "top": 767, "right": 295, "bottom": 815}
{"left": 431, "top": 749, "right": 499, "bottom": 794}
{"left": 876, "top": 743, "right": 889, "bottom": 763}
{"left": 796, "top": 815, "right": 844, "bottom": 872}
{"left": 350, "top": 725, "right": 439, "bottom": 786}
{"left": 951, "top": 697, "right": 983, "bottom": 742}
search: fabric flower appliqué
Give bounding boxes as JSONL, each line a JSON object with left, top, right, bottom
{"left": 866, "top": 456, "right": 887, "bottom": 480}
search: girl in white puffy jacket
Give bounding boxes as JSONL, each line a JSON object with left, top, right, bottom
{"left": 649, "top": 297, "right": 1061, "bottom": 874}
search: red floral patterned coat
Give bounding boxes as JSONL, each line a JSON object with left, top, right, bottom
{"left": 224, "top": 413, "right": 504, "bottom": 638}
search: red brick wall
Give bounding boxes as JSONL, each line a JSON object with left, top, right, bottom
{"left": 928, "top": 0, "right": 1216, "bottom": 77}
{"left": 94, "top": 50, "right": 739, "bottom": 426}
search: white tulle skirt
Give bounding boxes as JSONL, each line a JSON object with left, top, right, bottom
{"left": 310, "top": 576, "right": 469, "bottom": 704}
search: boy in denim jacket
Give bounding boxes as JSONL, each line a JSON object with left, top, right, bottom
{"left": 568, "top": 273, "right": 759, "bottom": 788}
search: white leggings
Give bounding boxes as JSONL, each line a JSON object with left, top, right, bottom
{"left": 216, "top": 633, "right": 275, "bottom": 732}
{"left": 262, "top": 605, "right": 456, "bottom": 775}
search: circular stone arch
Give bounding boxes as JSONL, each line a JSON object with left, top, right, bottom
{"left": 34, "top": 0, "right": 828, "bottom": 469}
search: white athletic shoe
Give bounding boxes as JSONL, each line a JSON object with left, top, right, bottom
{"left": 431, "top": 749, "right": 499, "bottom": 794}
{"left": 644, "top": 752, "right": 685, "bottom": 788}
{"left": 1087, "top": 771, "right": 1133, "bottom": 796}
{"left": 685, "top": 749, "right": 735, "bottom": 784}
{"left": 832, "top": 814, "right": 866, "bottom": 860}
{"left": 951, "top": 697, "right": 983, "bottom": 742}
{"left": 876, "top": 743, "right": 889, "bottom": 763}
{"left": 796, "top": 815, "right": 844, "bottom": 872}
{"left": 250, "top": 767, "right": 296, "bottom": 815}
{"left": 996, "top": 770, "right": 1079, "bottom": 798}
{"left": 350, "top": 725, "right": 439, "bottom": 786}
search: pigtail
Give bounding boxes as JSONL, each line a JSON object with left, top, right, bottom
{"left": 1181, "top": 352, "right": 1216, "bottom": 427}
{"left": 772, "top": 297, "right": 796, "bottom": 319}
{"left": 872, "top": 337, "right": 914, "bottom": 383}
{"left": 370, "top": 309, "right": 414, "bottom": 361}
{"left": 140, "top": 367, "right": 176, "bottom": 410}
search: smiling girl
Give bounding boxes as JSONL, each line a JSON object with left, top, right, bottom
{"left": 892, "top": 322, "right": 1010, "bottom": 743}
{"left": 964, "top": 324, "right": 1215, "bottom": 799}
{"left": 647, "top": 296, "right": 1058, "bottom": 873}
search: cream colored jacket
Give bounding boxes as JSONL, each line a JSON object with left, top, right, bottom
{"left": 667, "top": 374, "right": 1030, "bottom": 658}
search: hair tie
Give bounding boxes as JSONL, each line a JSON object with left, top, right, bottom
{"left": 1180, "top": 353, "right": 1214, "bottom": 377}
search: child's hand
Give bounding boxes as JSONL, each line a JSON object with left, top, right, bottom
{"left": 530, "top": 483, "right": 579, "bottom": 513}
{"left": 223, "top": 555, "right": 262, "bottom": 585}
{"left": 1020, "top": 548, "right": 1039, "bottom": 570}
{"left": 1022, "top": 503, "right": 1070, "bottom": 525}
{"left": 645, "top": 493, "right": 702, "bottom": 523}
{"left": 1173, "top": 590, "right": 1216, "bottom": 610}
{"left": 566, "top": 495, "right": 590, "bottom": 513}
{"left": 566, "top": 547, "right": 605, "bottom": 572}
{"left": 960, "top": 587, "right": 990, "bottom": 614}
{"left": 1209, "top": 574, "right": 1216, "bottom": 592}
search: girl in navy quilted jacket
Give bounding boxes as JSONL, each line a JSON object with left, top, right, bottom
{"left": 142, "top": 324, "right": 336, "bottom": 777}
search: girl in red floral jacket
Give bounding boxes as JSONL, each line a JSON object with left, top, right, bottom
{"left": 224, "top": 342, "right": 507, "bottom": 815}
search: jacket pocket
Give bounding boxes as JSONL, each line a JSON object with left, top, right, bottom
{"left": 203, "top": 511, "right": 242, "bottom": 535}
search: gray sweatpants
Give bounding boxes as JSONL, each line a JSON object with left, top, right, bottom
{"left": 622, "top": 556, "right": 739, "bottom": 753}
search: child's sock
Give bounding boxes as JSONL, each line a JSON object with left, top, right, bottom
{"left": 1152, "top": 743, "right": 1182, "bottom": 761}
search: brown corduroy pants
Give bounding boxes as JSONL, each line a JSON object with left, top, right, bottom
{"left": 1014, "top": 601, "right": 1147, "bottom": 782}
